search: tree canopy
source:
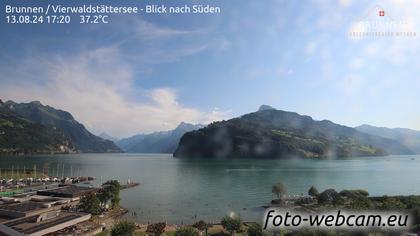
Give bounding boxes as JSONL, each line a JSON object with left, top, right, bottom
{"left": 78, "top": 192, "right": 101, "bottom": 215}
{"left": 221, "top": 215, "right": 242, "bottom": 236}
{"left": 246, "top": 223, "right": 266, "bottom": 236}
{"left": 98, "top": 180, "right": 122, "bottom": 209}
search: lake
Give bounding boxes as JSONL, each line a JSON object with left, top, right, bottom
{"left": 0, "top": 154, "right": 419, "bottom": 224}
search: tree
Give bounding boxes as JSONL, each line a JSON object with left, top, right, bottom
{"left": 349, "top": 196, "right": 371, "bottom": 210}
{"left": 99, "top": 180, "right": 122, "bottom": 209}
{"left": 78, "top": 193, "right": 101, "bottom": 215}
{"left": 308, "top": 186, "right": 318, "bottom": 197}
{"left": 111, "top": 220, "right": 136, "bottom": 236}
{"left": 97, "top": 188, "right": 112, "bottom": 206}
{"left": 146, "top": 222, "right": 166, "bottom": 236}
{"left": 111, "top": 195, "right": 121, "bottom": 209}
{"left": 317, "top": 189, "right": 340, "bottom": 204}
{"left": 193, "top": 220, "right": 211, "bottom": 236}
{"left": 175, "top": 226, "right": 199, "bottom": 236}
{"left": 271, "top": 182, "right": 287, "bottom": 199}
{"left": 412, "top": 208, "right": 420, "bottom": 227}
{"left": 246, "top": 223, "right": 266, "bottom": 236}
{"left": 380, "top": 198, "right": 406, "bottom": 210}
{"left": 221, "top": 215, "right": 242, "bottom": 236}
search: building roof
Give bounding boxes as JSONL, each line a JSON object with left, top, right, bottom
{"left": 36, "top": 185, "right": 99, "bottom": 198}
{"left": 3, "top": 211, "right": 91, "bottom": 236}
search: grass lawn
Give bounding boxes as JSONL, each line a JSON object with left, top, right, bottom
{"left": 94, "top": 230, "right": 108, "bottom": 236}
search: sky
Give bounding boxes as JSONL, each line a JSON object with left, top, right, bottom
{"left": 0, "top": 0, "right": 419, "bottom": 138}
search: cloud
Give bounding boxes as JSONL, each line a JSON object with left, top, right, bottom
{"left": 133, "top": 18, "right": 194, "bottom": 40}
{"left": 0, "top": 16, "right": 235, "bottom": 138}
{"left": 0, "top": 44, "right": 228, "bottom": 138}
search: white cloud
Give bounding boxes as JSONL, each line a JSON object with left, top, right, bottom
{"left": 0, "top": 17, "right": 234, "bottom": 138}
{"left": 133, "top": 18, "right": 194, "bottom": 40}
{"left": 0, "top": 46, "right": 228, "bottom": 138}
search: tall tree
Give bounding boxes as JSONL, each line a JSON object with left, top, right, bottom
{"left": 308, "top": 186, "right": 319, "bottom": 197}
{"left": 272, "top": 182, "right": 287, "bottom": 199}
{"left": 99, "top": 180, "right": 122, "bottom": 209}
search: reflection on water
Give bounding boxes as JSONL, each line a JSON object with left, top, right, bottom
{"left": 0, "top": 154, "right": 419, "bottom": 224}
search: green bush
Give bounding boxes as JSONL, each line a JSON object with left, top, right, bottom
{"left": 349, "top": 196, "right": 372, "bottom": 210}
{"left": 317, "top": 189, "right": 341, "bottom": 204}
{"left": 380, "top": 198, "right": 406, "bottom": 210}
{"left": 246, "top": 223, "right": 266, "bottom": 236}
{"left": 175, "top": 227, "right": 199, "bottom": 236}
{"left": 339, "top": 189, "right": 369, "bottom": 198}
{"left": 111, "top": 221, "right": 136, "bottom": 236}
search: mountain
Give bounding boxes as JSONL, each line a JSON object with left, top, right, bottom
{"left": 356, "top": 124, "right": 420, "bottom": 154}
{"left": 99, "top": 132, "right": 119, "bottom": 142}
{"left": 4, "top": 100, "right": 122, "bottom": 153}
{"left": 117, "top": 122, "right": 204, "bottom": 153}
{"left": 0, "top": 99, "right": 74, "bottom": 154}
{"left": 174, "top": 107, "right": 413, "bottom": 158}
{"left": 258, "top": 105, "right": 275, "bottom": 111}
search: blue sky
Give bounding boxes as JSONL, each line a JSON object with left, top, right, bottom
{"left": 0, "top": 0, "right": 419, "bottom": 137}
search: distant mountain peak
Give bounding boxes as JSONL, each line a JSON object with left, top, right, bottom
{"left": 175, "top": 122, "right": 204, "bottom": 131}
{"left": 116, "top": 122, "right": 205, "bottom": 153}
{"left": 30, "top": 101, "right": 42, "bottom": 105}
{"left": 98, "top": 132, "right": 119, "bottom": 142}
{"left": 258, "top": 105, "right": 275, "bottom": 111}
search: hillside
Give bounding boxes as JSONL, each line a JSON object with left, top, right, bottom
{"left": 0, "top": 100, "right": 74, "bottom": 154}
{"left": 117, "top": 122, "right": 204, "bottom": 153}
{"left": 174, "top": 106, "right": 413, "bottom": 158}
{"left": 5, "top": 100, "right": 122, "bottom": 153}
{"left": 356, "top": 124, "right": 420, "bottom": 154}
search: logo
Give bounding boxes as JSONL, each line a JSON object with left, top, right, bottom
{"left": 348, "top": 4, "right": 416, "bottom": 39}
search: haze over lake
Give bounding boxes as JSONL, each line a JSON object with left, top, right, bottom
{"left": 1, "top": 154, "right": 419, "bottom": 224}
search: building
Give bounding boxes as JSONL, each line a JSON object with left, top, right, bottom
{"left": 2, "top": 210, "right": 91, "bottom": 236}
{"left": 0, "top": 185, "right": 100, "bottom": 235}
{"left": 36, "top": 185, "right": 99, "bottom": 198}
{"left": 0, "top": 202, "right": 61, "bottom": 218}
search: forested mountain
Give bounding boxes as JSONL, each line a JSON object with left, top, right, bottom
{"left": 4, "top": 100, "right": 122, "bottom": 153}
{"left": 174, "top": 106, "right": 413, "bottom": 158}
{"left": 0, "top": 99, "right": 73, "bottom": 154}
{"left": 356, "top": 124, "right": 420, "bottom": 154}
{"left": 117, "top": 122, "right": 204, "bottom": 153}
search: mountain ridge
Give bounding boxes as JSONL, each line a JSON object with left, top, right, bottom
{"left": 4, "top": 100, "right": 122, "bottom": 153}
{"left": 174, "top": 107, "right": 413, "bottom": 158}
{"left": 356, "top": 124, "right": 420, "bottom": 154}
{"left": 0, "top": 100, "right": 74, "bottom": 154}
{"left": 117, "top": 122, "right": 204, "bottom": 153}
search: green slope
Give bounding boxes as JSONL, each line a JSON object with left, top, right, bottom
{"left": 174, "top": 106, "right": 413, "bottom": 158}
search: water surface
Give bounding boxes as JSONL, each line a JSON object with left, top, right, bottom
{"left": 0, "top": 154, "right": 419, "bottom": 224}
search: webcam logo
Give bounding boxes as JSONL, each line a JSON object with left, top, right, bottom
{"left": 348, "top": 4, "right": 416, "bottom": 39}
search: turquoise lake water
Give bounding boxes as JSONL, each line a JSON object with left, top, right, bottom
{"left": 0, "top": 154, "right": 419, "bottom": 224}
